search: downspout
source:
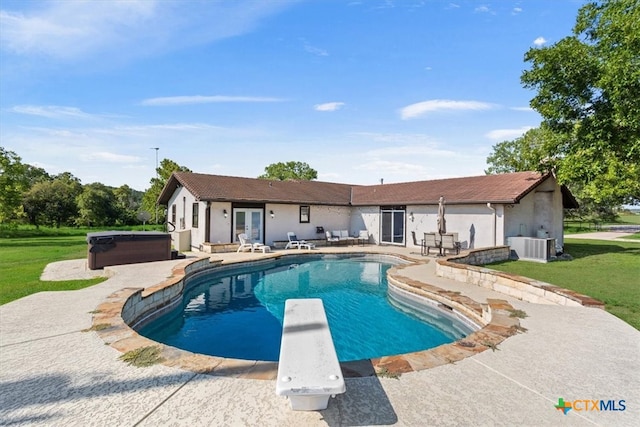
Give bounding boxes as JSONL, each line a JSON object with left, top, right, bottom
{"left": 204, "top": 202, "right": 211, "bottom": 244}
{"left": 487, "top": 202, "right": 496, "bottom": 246}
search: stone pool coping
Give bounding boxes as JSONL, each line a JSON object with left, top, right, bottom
{"left": 90, "top": 250, "right": 589, "bottom": 379}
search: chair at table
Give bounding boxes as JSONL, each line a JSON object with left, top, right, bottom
{"left": 441, "top": 233, "right": 461, "bottom": 255}
{"left": 411, "top": 231, "right": 426, "bottom": 255}
{"left": 423, "top": 232, "right": 440, "bottom": 256}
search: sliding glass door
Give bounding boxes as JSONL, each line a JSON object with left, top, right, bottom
{"left": 380, "top": 207, "right": 405, "bottom": 245}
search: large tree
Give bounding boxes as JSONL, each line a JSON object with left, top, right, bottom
{"left": 485, "top": 126, "right": 561, "bottom": 175}
{"left": 76, "top": 183, "right": 120, "bottom": 227}
{"left": 22, "top": 174, "right": 82, "bottom": 227}
{"left": 0, "top": 148, "right": 27, "bottom": 223}
{"left": 142, "top": 159, "right": 191, "bottom": 224}
{"left": 258, "top": 161, "right": 317, "bottom": 181}
{"left": 520, "top": 0, "right": 640, "bottom": 205}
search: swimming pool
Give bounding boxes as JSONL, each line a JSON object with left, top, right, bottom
{"left": 137, "top": 255, "right": 475, "bottom": 362}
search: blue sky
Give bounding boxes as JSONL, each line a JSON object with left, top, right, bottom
{"left": 0, "top": 0, "right": 586, "bottom": 191}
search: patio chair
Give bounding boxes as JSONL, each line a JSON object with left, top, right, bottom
{"left": 325, "top": 230, "right": 340, "bottom": 246}
{"left": 411, "top": 231, "right": 426, "bottom": 255}
{"left": 441, "top": 233, "right": 461, "bottom": 255}
{"left": 285, "top": 232, "right": 315, "bottom": 250}
{"left": 423, "top": 232, "right": 440, "bottom": 256}
{"left": 237, "top": 233, "right": 271, "bottom": 253}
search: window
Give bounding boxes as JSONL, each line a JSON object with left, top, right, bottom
{"left": 171, "top": 205, "right": 176, "bottom": 224}
{"left": 192, "top": 203, "right": 199, "bottom": 228}
{"left": 300, "top": 205, "right": 310, "bottom": 223}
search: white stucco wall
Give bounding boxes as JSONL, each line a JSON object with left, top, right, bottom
{"left": 405, "top": 204, "right": 503, "bottom": 251}
{"left": 351, "top": 206, "right": 380, "bottom": 244}
{"left": 166, "top": 186, "right": 204, "bottom": 251}
{"left": 209, "top": 202, "right": 232, "bottom": 244}
{"left": 503, "top": 176, "right": 565, "bottom": 247}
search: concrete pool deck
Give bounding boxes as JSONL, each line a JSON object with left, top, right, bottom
{"left": 1, "top": 244, "right": 639, "bottom": 426}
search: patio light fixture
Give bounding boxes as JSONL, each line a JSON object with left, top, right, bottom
{"left": 223, "top": 209, "right": 228, "bottom": 218}
{"left": 409, "top": 212, "right": 414, "bottom": 222}
{"left": 270, "top": 210, "right": 275, "bottom": 218}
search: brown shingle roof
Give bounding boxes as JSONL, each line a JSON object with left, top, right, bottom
{"left": 158, "top": 172, "right": 355, "bottom": 205}
{"left": 350, "top": 171, "right": 550, "bottom": 205}
{"left": 158, "top": 171, "right": 570, "bottom": 207}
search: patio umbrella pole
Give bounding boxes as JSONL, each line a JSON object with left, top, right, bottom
{"left": 438, "top": 196, "right": 446, "bottom": 256}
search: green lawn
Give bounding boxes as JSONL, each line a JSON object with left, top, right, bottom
{"left": 0, "top": 225, "right": 163, "bottom": 305}
{"left": 487, "top": 238, "right": 640, "bottom": 330}
{"left": 564, "top": 213, "right": 640, "bottom": 234}
{"left": 0, "top": 233, "right": 105, "bottom": 304}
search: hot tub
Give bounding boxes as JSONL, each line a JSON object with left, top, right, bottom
{"left": 87, "top": 231, "right": 171, "bottom": 270}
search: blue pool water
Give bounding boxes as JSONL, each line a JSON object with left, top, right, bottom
{"left": 137, "top": 255, "right": 473, "bottom": 362}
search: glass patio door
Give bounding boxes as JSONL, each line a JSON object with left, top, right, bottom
{"left": 380, "top": 208, "right": 405, "bottom": 245}
{"left": 233, "top": 209, "right": 264, "bottom": 243}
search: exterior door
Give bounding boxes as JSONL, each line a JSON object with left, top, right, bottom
{"left": 380, "top": 208, "right": 405, "bottom": 245}
{"left": 233, "top": 209, "right": 264, "bottom": 243}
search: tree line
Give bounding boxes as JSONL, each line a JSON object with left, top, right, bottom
{"left": 0, "top": 148, "right": 316, "bottom": 229}
{"left": 0, "top": 147, "right": 191, "bottom": 228}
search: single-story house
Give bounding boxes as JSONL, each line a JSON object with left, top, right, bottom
{"left": 157, "top": 171, "right": 578, "bottom": 255}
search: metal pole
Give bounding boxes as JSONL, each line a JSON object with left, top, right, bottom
{"left": 151, "top": 147, "right": 159, "bottom": 224}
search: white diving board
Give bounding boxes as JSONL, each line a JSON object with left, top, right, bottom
{"left": 275, "top": 298, "right": 346, "bottom": 411}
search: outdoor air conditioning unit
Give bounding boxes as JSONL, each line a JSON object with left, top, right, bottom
{"left": 507, "top": 237, "right": 556, "bottom": 263}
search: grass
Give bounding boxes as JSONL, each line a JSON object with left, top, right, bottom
{"left": 0, "top": 233, "right": 105, "bottom": 305}
{"left": 119, "top": 346, "right": 164, "bottom": 367}
{"left": 487, "top": 238, "right": 640, "bottom": 330}
{"left": 563, "top": 213, "right": 640, "bottom": 234}
{"left": 0, "top": 225, "right": 163, "bottom": 305}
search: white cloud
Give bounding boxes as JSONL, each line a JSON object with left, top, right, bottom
{"left": 81, "top": 151, "right": 143, "bottom": 163}
{"left": 9, "top": 105, "right": 95, "bottom": 119}
{"left": 140, "top": 95, "right": 286, "bottom": 106}
{"left": 355, "top": 160, "right": 427, "bottom": 175}
{"left": 400, "top": 99, "right": 494, "bottom": 120}
{"left": 0, "top": 1, "right": 296, "bottom": 62}
{"left": 485, "top": 126, "right": 533, "bottom": 141}
{"left": 314, "top": 102, "right": 345, "bottom": 112}
{"left": 474, "top": 5, "right": 490, "bottom": 13}
{"left": 303, "top": 43, "right": 329, "bottom": 56}
{"left": 533, "top": 36, "right": 547, "bottom": 46}
{"left": 512, "top": 7, "right": 523, "bottom": 14}
{"left": 511, "top": 106, "right": 534, "bottom": 112}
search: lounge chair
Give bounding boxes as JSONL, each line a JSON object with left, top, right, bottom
{"left": 285, "top": 232, "right": 315, "bottom": 250}
{"left": 237, "top": 233, "right": 271, "bottom": 253}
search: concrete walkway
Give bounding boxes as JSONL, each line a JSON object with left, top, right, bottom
{"left": 1, "top": 246, "right": 639, "bottom": 426}
{"left": 565, "top": 230, "right": 639, "bottom": 242}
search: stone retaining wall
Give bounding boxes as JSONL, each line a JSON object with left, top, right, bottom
{"left": 435, "top": 247, "right": 604, "bottom": 308}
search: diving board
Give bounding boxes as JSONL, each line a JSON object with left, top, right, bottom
{"left": 275, "top": 298, "right": 346, "bottom": 410}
